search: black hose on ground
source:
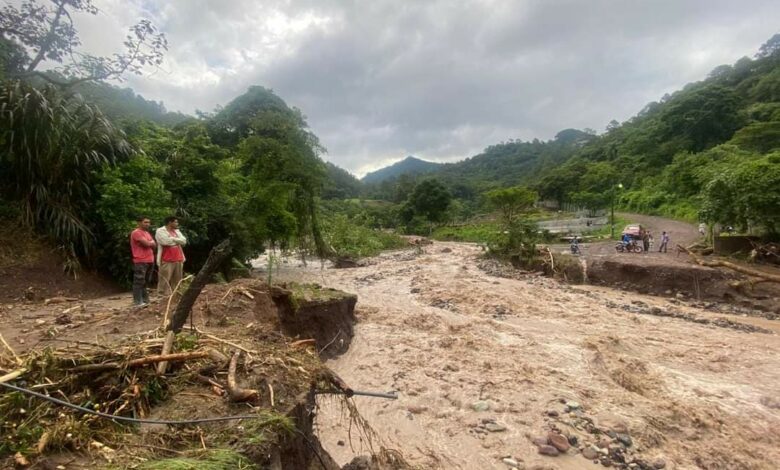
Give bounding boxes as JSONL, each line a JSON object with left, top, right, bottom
{"left": 0, "top": 381, "right": 267, "bottom": 425}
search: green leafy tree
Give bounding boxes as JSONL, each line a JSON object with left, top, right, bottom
{"left": 93, "top": 154, "right": 171, "bottom": 282}
{"left": 402, "top": 179, "right": 452, "bottom": 232}
{"left": 700, "top": 152, "right": 780, "bottom": 235}
{"left": 0, "top": 0, "right": 167, "bottom": 86}
{"left": 485, "top": 186, "right": 537, "bottom": 226}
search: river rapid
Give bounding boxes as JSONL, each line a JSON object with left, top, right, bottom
{"left": 268, "top": 242, "right": 780, "bottom": 469}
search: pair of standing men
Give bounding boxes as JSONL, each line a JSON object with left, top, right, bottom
{"left": 129, "top": 216, "right": 187, "bottom": 307}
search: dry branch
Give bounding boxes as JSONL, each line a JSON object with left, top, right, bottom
{"left": 0, "top": 368, "right": 26, "bottom": 384}
{"left": 0, "top": 333, "right": 22, "bottom": 365}
{"left": 226, "top": 352, "right": 258, "bottom": 402}
{"left": 68, "top": 351, "right": 209, "bottom": 373}
{"left": 156, "top": 331, "right": 177, "bottom": 375}
{"left": 290, "top": 339, "right": 316, "bottom": 348}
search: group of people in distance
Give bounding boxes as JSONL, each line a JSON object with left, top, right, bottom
{"left": 129, "top": 216, "right": 187, "bottom": 307}
{"left": 626, "top": 229, "right": 671, "bottom": 253}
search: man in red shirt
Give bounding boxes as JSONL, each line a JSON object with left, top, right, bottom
{"left": 130, "top": 216, "right": 156, "bottom": 306}
{"left": 155, "top": 216, "right": 187, "bottom": 297}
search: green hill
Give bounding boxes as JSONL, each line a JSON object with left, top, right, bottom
{"left": 361, "top": 156, "right": 443, "bottom": 183}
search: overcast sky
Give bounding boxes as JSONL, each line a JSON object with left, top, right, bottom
{"left": 67, "top": 0, "right": 780, "bottom": 176}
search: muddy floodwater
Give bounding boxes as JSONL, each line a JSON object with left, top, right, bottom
{"left": 270, "top": 242, "right": 780, "bottom": 469}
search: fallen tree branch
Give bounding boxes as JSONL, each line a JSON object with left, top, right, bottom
{"left": 0, "top": 368, "right": 26, "bottom": 384}
{"left": 168, "top": 239, "right": 232, "bottom": 333}
{"left": 156, "top": 331, "right": 177, "bottom": 375}
{"left": 68, "top": 351, "right": 209, "bottom": 373}
{"left": 193, "top": 327, "right": 260, "bottom": 356}
{"left": 226, "top": 352, "right": 258, "bottom": 403}
{"left": 290, "top": 339, "right": 316, "bottom": 348}
{"left": 677, "top": 244, "right": 780, "bottom": 284}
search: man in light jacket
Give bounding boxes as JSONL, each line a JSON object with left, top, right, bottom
{"left": 155, "top": 216, "right": 187, "bottom": 297}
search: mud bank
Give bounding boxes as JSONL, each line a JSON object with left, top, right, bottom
{"left": 0, "top": 279, "right": 380, "bottom": 470}
{"left": 585, "top": 257, "right": 780, "bottom": 313}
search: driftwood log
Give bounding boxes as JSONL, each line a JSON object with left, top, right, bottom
{"left": 678, "top": 244, "right": 780, "bottom": 284}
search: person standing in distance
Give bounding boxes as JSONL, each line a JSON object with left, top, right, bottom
{"left": 658, "top": 231, "right": 670, "bottom": 253}
{"left": 155, "top": 216, "right": 187, "bottom": 297}
{"left": 130, "top": 216, "right": 156, "bottom": 306}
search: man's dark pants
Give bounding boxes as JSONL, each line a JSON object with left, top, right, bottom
{"left": 132, "top": 262, "right": 154, "bottom": 305}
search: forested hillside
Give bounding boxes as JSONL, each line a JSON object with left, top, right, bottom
{"left": 363, "top": 34, "right": 780, "bottom": 235}
{"left": 532, "top": 33, "right": 780, "bottom": 233}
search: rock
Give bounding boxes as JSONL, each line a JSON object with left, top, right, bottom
{"left": 547, "top": 432, "right": 570, "bottom": 452}
{"left": 441, "top": 247, "right": 453, "bottom": 253}
{"left": 600, "top": 456, "right": 613, "bottom": 467}
{"left": 616, "top": 433, "right": 633, "bottom": 447}
{"left": 472, "top": 400, "right": 491, "bottom": 412}
{"left": 502, "top": 457, "right": 520, "bottom": 468}
{"left": 567, "top": 435, "right": 578, "bottom": 446}
{"left": 582, "top": 446, "right": 599, "bottom": 460}
{"left": 546, "top": 409, "right": 559, "bottom": 417}
{"left": 531, "top": 435, "right": 549, "bottom": 446}
{"left": 565, "top": 400, "right": 581, "bottom": 410}
{"left": 538, "top": 445, "right": 560, "bottom": 456}
{"left": 337, "top": 440, "right": 345, "bottom": 446}
{"left": 485, "top": 422, "right": 507, "bottom": 432}
{"left": 407, "top": 405, "right": 428, "bottom": 414}
{"left": 652, "top": 459, "right": 666, "bottom": 469}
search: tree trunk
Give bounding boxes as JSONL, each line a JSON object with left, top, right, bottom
{"left": 168, "top": 239, "right": 232, "bottom": 333}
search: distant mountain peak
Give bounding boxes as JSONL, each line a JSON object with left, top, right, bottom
{"left": 361, "top": 156, "right": 442, "bottom": 183}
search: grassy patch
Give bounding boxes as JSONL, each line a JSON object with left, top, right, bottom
{"left": 431, "top": 222, "right": 500, "bottom": 243}
{"left": 283, "top": 282, "right": 353, "bottom": 312}
{"left": 323, "top": 215, "right": 407, "bottom": 259}
{"left": 137, "top": 449, "right": 257, "bottom": 470}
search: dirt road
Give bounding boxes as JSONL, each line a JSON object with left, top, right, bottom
{"left": 276, "top": 243, "right": 780, "bottom": 469}
{"left": 579, "top": 213, "right": 699, "bottom": 258}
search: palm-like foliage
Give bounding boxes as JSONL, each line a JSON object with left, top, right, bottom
{"left": 0, "top": 80, "right": 132, "bottom": 260}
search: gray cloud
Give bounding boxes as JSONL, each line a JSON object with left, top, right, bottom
{"left": 70, "top": 0, "right": 780, "bottom": 175}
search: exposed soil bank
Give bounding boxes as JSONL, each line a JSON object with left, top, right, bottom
{"left": 585, "top": 257, "right": 780, "bottom": 314}
{"left": 0, "top": 279, "right": 373, "bottom": 470}
{"left": 271, "top": 283, "right": 358, "bottom": 359}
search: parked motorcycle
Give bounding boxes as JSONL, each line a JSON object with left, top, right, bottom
{"left": 615, "top": 240, "right": 642, "bottom": 253}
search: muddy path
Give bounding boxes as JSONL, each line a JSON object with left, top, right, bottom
{"left": 272, "top": 243, "right": 780, "bottom": 470}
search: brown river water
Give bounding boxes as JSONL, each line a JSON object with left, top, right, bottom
{"left": 267, "top": 242, "right": 780, "bottom": 469}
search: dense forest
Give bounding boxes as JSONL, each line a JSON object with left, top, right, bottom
{"left": 1, "top": 0, "right": 778, "bottom": 288}
{"left": 0, "top": 0, "right": 346, "bottom": 282}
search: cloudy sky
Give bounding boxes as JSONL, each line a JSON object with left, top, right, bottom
{"left": 66, "top": 0, "right": 780, "bottom": 176}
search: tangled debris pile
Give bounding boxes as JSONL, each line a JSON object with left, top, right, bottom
{"left": 0, "top": 279, "right": 410, "bottom": 470}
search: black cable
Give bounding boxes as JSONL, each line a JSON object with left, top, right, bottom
{"left": 0, "top": 381, "right": 265, "bottom": 425}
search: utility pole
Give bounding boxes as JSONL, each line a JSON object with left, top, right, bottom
{"left": 611, "top": 183, "right": 623, "bottom": 239}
